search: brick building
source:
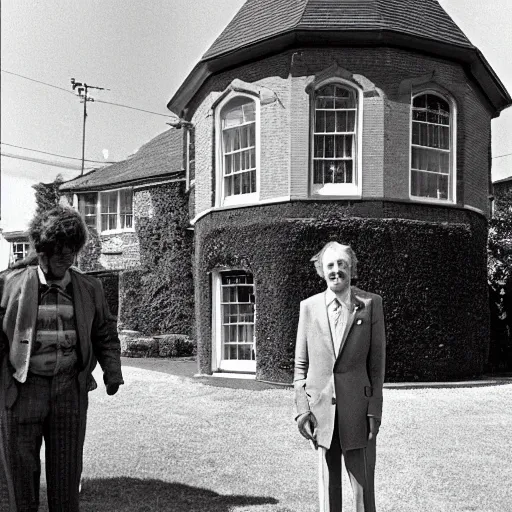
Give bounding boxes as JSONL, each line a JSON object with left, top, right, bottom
{"left": 63, "top": 0, "right": 511, "bottom": 383}
{"left": 167, "top": 0, "right": 510, "bottom": 382}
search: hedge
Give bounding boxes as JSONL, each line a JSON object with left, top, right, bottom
{"left": 194, "top": 201, "right": 488, "bottom": 383}
{"left": 118, "top": 182, "right": 194, "bottom": 337}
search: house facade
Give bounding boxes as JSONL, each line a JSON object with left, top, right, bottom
{"left": 166, "top": 0, "right": 511, "bottom": 382}
{"left": 61, "top": 128, "right": 194, "bottom": 338}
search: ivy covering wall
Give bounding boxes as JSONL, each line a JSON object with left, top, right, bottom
{"left": 118, "top": 182, "right": 194, "bottom": 337}
{"left": 194, "top": 201, "right": 489, "bottom": 383}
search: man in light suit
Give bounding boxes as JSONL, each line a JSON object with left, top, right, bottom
{"left": 294, "top": 242, "right": 386, "bottom": 512}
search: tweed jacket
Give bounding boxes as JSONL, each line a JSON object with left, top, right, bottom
{"left": 294, "top": 286, "right": 386, "bottom": 450}
{"left": 0, "top": 265, "right": 124, "bottom": 411}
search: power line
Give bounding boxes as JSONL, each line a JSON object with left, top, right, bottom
{"left": 94, "top": 99, "right": 173, "bottom": 118}
{"left": 494, "top": 152, "right": 512, "bottom": 159}
{"left": 1, "top": 152, "right": 93, "bottom": 171}
{"left": 1, "top": 69, "right": 76, "bottom": 95}
{"left": 0, "top": 142, "right": 117, "bottom": 164}
{"left": 1, "top": 69, "right": 174, "bottom": 118}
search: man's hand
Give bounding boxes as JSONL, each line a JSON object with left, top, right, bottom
{"left": 368, "top": 416, "right": 381, "bottom": 441}
{"left": 106, "top": 383, "right": 120, "bottom": 396}
{"left": 297, "top": 411, "right": 318, "bottom": 446}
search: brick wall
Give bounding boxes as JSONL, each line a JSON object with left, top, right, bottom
{"left": 187, "top": 46, "right": 493, "bottom": 219}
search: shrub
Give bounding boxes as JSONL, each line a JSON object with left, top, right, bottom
{"left": 155, "top": 334, "right": 195, "bottom": 358}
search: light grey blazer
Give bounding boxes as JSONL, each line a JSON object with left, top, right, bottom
{"left": 294, "top": 286, "right": 386, "bottom": 450}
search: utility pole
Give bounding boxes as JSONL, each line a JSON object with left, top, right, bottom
{"left": 70, "top": 78, "right": 108, "bottom": 176}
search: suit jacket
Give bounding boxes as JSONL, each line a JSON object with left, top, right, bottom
{"left": 294, "top": 286, "right": 386, "bottom": 450}
{"left": 0, "top": 265, "right": 124, "bottom": 411}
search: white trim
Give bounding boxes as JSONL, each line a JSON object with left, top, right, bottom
{"left": 191, "top": 195, "right": 291, "bottom": 225}
{"left": 191, "top": 195, "right": 487, "bottom": 227}
{"left": 215, "top": 91, "right": 261, "bottom": 207}
{"left": 309, "top": 78, "right": 363, "bottom": 198}
{"left": 463, "top": 203, "right": 486, "bottom": 216}
{"left": 211, "top": 269, "right": 256, "bottom": 374}
{"left": 132, "top": 177, "right": 185, "bottom": 190}
{"left": 98, "top": 188, "right": 135, "bottom": 234}
{"left": 409, "top": 89, "right": 457, "bottom": 204}
{"left": 209, "top": 372, "right": 256, "bottom": 380}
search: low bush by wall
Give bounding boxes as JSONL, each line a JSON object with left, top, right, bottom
{"left": 194, "top": 201, "right": 488, "bottom": 383}
{"left": 119, "top": 330, "right": 194, "bottom": 358}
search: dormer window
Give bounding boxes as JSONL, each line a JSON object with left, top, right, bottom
{"left": 410, "top": 92, "right": 455, "bottom": 202}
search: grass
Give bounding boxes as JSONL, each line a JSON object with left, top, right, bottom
{"left": 35, "top": 366, "right": 512, "bottom": 511}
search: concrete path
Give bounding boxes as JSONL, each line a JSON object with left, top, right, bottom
{"left": 121, "top": 357, "right": 512, "bottom": 390}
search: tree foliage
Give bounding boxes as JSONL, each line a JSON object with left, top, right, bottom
{"left": 488, "top": 186, "right": 512, "bottom": 371}
{"left": 32, "top": 174, "right": 64, "bottom": 215}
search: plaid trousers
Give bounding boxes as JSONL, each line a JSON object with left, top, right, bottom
{"left": 0, "top": 371, "right": 83, "bottom": 512}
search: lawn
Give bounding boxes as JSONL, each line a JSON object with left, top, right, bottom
{"left": 36, "top": 366, "right": 512, "bottom": 512}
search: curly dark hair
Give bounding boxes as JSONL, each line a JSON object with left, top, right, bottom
{"left": 28, "top": 206, "right": 88, "bottom": 255}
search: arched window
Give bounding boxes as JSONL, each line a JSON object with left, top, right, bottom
{"left": 312, "top": 83, "right": 359, "bottom": 195}
{"left": 411, "top": 92, "right": 454, "bottom": 201}
{"left": 218, "top": 95, "right": 258, "bottom": 205}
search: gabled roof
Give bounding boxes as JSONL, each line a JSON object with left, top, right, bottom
{"left": 168, "top": 0, "right": 511, "bottom": 116}
{"left": 60, "top": 128, "right": 184, "bottom": 192}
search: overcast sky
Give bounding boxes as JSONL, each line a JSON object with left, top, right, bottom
{"left": 1, "top": 0, "right": 511, "bottom": 231}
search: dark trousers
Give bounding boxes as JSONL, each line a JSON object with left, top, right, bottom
{"left": 1, "top": 371, "right": 82, "bottom": 512}
{"left": 319, "top": 414, "right": 377, "bottom": 512}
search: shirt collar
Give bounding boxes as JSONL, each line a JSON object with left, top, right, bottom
{"left": 325, "top": 287, "right": 352, "bottom": 310}
{"left": 37, "top": 265, "right": 71, "bottom": 290}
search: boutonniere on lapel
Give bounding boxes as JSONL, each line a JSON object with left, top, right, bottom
{"left": 356, "top": 318, "right": 363, "bottom": 325}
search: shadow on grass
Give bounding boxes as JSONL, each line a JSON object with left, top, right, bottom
{"left": 39, "top": 477, "right": 279, "bottom": 512}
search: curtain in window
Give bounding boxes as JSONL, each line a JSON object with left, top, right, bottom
{"left": 119, "top": 189, "right": 133, "bottom": 229}
{"left": 78, "top": 193, "right": 98, "bottom": 228}
{"left": 313, "top": 84, "right": 357, "bottom": 186}
{"left": 411, "top": 94, "right": 451, "bottom": 200}
{"left": 221, "top": 98, "right": 256, "bottom": 198}
{"left": 100, "top": 191, "right": 118, "bottom": 231}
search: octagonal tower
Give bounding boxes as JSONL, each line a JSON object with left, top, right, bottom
{"left": 168, "top": 0, "right": 511, "bottom": 382}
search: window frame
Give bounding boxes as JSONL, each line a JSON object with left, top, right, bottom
{"left": 215, "top": 92, "right": 260, "bottom": 208}
{"left": 309, "top": 78, "right": 363, "bottom": 198}
{"left": 211, "top": 269, "right": 256, "bottom": 374}
{"left": 75, "top": 188, "right": 135, "bottom": 234}
{"left": 409, "top": 89, "right": 457, "bottom": 204}
{"left": 11, "top": 242, "right": 30, "bottom": 263}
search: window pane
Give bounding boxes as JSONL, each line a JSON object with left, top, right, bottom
{"left": 325, "top": 111, "right": 335, "bottom": 132}
{"left": 120, "top": 189, "right": 133, "bottom": 215}
{"left": 315, "top": 111, "right": 325, "bottom": 132}
{"left": 313, "top": 84, "right": 357, "bottom": 188}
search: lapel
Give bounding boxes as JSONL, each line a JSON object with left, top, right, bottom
{"left": 312, "top": 292, "right": 336, "bottom": 357}
{"left": 10, "top": 267, "right": 39, "bottom": 383}
{"left": 336, "top": 288, "right": 366, "bottom": 361}
{"left": 70, "top": 270, "right": 94, "bottom": 369}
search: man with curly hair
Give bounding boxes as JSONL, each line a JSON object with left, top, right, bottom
{"left": 0, "top": 206, "right": 124, "bottom": 511}
{"left": 294, "top": 242, "right": 386, "bottom": 512}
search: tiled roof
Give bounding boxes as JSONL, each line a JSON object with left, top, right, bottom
{"left": 203, "top": 0, "right": 472, "bottom": 61}
{"left": 60, "top": 128, "right": 183, "bottom": 191}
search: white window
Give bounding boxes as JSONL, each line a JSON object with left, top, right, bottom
{"left": 212, "top": 270, "right": 256, "bottom": 373}
{"left": 216, "top": 95, "right": 259, "bottom": 206}
{"left": 99, "top": 189, "right": 133, "bottom": 233}
{"left": 411, "top": 92, "right": 455, "bottom": 202}
{"left": 311, "top": 82, "right": 361, "bottom": 196}
{"left": 77, "top": 189, "right": 133, "bottom": 233}
{"left": 78, "top": 193, "right": 98, "bottom": 229}
{"left": 11, "top": 242, "right": 30, "bottom": 263}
